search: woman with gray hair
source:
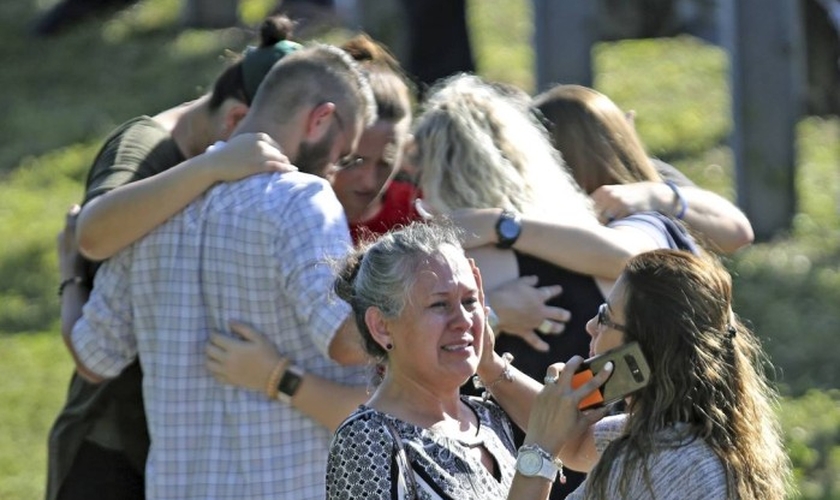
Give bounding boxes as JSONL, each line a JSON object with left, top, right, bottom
{"left": 325, "top": 219, "right": 611, "bottom": 499}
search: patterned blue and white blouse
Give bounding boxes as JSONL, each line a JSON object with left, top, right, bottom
{"left": 327, "top": 396, "right": 518, "bottom": 500}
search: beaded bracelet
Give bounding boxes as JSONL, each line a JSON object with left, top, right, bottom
{"left": 473, "top": 352, "right": 514, "bottom": 401}
{"left": 664, "top": 180, "right": 688, "bottom": 220}
{"left": 265, "top": 359, "right": 289, "bottom": 400}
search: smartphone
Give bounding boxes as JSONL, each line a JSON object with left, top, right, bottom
{"left": 571, "top": 341, "right": 651, "bottom": 410}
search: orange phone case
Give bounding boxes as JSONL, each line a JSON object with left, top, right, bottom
{"left": 571, "top": 369, "right": 604, "bottom": 410}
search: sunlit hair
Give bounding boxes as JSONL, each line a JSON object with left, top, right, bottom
{"left": 533, "top": 84, "right": 661, "bottom": 194}
{"left": 587, "top": 249, "right": 791, "bottom": 499}
{"left": 334, "top": 220, "right": 464, "bottom": 360}
{"left": 412, "top": 74, "right": 595, "bottom": 219}
{"left": 341, "top": 34, "right": 414, "bottom": 165}
{"left": 250, "top": 44, "right": 376, "bottom": 133}
{"left": 342, "top": 34, "right": 414, "bottom": 125}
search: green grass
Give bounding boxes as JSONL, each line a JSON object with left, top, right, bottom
{"left": 1, "top": 0, "right": 839, "bottom": 498}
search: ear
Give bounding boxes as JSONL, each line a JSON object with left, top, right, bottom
{"left": 304, "top": 102, "right": 337, "bottom": 142}
{"left": 222, "top": 101, "right": 250, "bottom": 139}
{"left": 364, "top": 306, "right": 393, "bottom": 351}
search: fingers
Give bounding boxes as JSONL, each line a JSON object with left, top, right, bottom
{"left": 554, "top": 356, "right": 585, "bottom": 385}
{"left": 66, "top": 204, "right": 81, "bottom": 224}
{"left": 539, "top": 284, "right": 562, "bottom": 302}
{"left": 543, "top": 361, "right": 565, "bottom": 384}
{"left": 535, "top": 317, "right": 566, "bottom": 336}
{"left": 228, "top": 321, "right": 262, "bottom": 342}
{"left": 468, "top": 258, "right": 486, "bottom": 304}
{"left": 598, "top": 206, "right": 626, "bottom": 224}
{"left": 545, "top": 357, "right": 611, "bottom": 392}
{"left": 591, "top": 190, "right": 624, "bottom": 223}
{"left": 266, "top": 159, "right": 297, "bottom": 173}
{"left": 205, "top": 341, "right": 226, "bottom": 363}
{"left": 205, "top": 358, "right": 227, "bottom": 383}
{"left": 534, "top": 284, "right": 567, "bottom": 336}
{"left": 571, "top": 361, "right": 614, "bottom": 401}
{"left": 208, "top": 331, "right": 235, "bottom": 350}
{"left": 583, "top": 405, "right": 611, "bottom": 423}
{"left": 60, "top": 205, "right": 81, "bottom": 240}
{"left": 534, "top": 304, "right": 569, "bottom": 335}
{"left": 255, "top": 132, "right": 280, "bottom": 149}
{"left": 544, "top": 305, "right": 571, "bottom": 324}
{"left": 517, "top": 275, "right": 539, "bottom": 287}
{"left": 520, "top": 331, "right": 550, "bottom": 352}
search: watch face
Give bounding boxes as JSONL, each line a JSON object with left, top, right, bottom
{"left": 498, "top": 218, "right": 521, "bottom": 240}
{"left": 516, "top": 450, "right": 543, "bottom": 476}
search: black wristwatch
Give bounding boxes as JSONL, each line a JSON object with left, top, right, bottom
{"left": 495, "top": 210, "right": 522, "bottom": 249}
{"left": 276, "top": 365, "right": 304, "bottom": 403}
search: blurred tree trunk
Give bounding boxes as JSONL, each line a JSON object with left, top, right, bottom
{"left": 181, "top": 0, "right": 239, "bottom": 28}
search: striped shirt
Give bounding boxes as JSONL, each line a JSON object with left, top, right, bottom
{"left": 567, "top": 415, "right": 730, "bottom": 499}
{"left": 72, "top": 169, "right": 367, "bottom": 499}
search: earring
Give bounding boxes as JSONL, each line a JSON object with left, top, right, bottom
{"left": 385, "top": 343, "right": 393, "bottom": 351}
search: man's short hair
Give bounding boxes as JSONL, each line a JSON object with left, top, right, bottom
{"left": 250, "top": 44, "right": 377, "bottom": 131}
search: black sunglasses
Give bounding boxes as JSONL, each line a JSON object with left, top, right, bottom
{"left": 597, "top": 303, "right": 626, "bottom": 332}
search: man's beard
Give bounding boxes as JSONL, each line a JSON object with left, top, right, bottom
{"left": 294, "top": 126, "right": 337, "bottom": 177}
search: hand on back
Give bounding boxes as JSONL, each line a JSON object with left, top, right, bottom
{"left": 204, "top": 132, "right": 297, "bottom": 183}
{"left": 591, "top": 182, "right": 663, "bottom": 223}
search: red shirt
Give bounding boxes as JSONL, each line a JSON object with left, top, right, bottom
{"left": 349, "top": 180, "right": 422, "bottom": 245}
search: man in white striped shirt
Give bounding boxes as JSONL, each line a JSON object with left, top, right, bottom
{"left": 67, "top": 44, "right": 375, "bottom": 499}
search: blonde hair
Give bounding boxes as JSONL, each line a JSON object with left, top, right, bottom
{"left": 412, "top": 74, "right": 595, "bottom": 220}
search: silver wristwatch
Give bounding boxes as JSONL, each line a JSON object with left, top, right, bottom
{"left": 515, "top": 444, "right": 560, "bottom": 481}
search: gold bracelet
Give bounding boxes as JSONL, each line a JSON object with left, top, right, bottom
{"left": 472, "top": 352, "right": 514, "bottom": 401}
{"left": 264, "top": 359, "right": 289, "bottom": 400}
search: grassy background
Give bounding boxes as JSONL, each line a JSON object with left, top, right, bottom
{"left": 1, "top": 0, "right": 838, "bottom": 498}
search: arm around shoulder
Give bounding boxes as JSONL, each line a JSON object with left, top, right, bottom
{"left": 328, "top": 315, "right": 370, "bottom": 366}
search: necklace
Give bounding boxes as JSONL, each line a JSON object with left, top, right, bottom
{"left": 454, "top": 433, "right": 485, "bottom": 449}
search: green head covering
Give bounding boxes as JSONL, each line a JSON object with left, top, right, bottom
{"left": 241, "top": 39, "right": 303, "bottom": 104}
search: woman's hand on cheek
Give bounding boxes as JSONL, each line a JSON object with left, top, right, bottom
{"left": 469, "top": 258, "right": 499, "bottom": 378}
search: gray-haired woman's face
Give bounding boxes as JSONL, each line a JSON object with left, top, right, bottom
{"left": 382, "top": 251, "right": 485, "bottom": 389}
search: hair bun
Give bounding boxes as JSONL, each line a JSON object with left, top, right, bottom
{"left": 241, "top": 15, "right": 302, "bottom": 103}
{"left": 341, "top": 34, "right": 399, "bottom": 70}
{"left": 259, "top": 14, "right": 295, "bottom": 47}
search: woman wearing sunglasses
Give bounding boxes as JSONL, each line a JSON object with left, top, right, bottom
{"left": 488, "top": 249, "right": 791, "bottom": 500}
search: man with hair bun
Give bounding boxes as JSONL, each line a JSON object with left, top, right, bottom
{"left": 49, "top": 15, "right": 303, "bottom": 500}
{"left": 63, "top": 44, "right": 375, "bottom": 499}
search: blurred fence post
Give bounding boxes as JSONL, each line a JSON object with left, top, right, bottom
{"left": 181, "top": 0, "right": 240, "bottom": 28}
{"left": 720, "top": 0, "right": 804, "bottom": 240}
{"left": 533, "top": 0, "right": 804, "bottom": 240}
{"left": 533, "top": 0, "right": 596, "bottom": 92}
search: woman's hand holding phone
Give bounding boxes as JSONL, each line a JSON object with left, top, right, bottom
{"left": 523, "top": 357, "right": 613, "bottom": 458}
{"left": 571, "top": 342, "right": 652, "bottom": 411}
